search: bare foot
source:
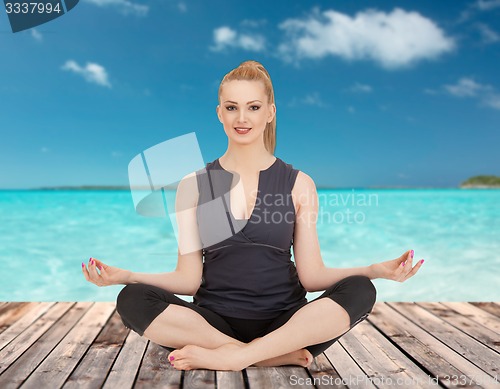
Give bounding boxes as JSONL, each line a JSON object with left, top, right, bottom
{"left": 253, "top": 348, "right": 313, "bottom": 368}
{"left": 167, "top": 342, "right": 245, "bottom": 371}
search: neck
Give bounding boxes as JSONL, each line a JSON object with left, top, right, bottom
{"left": 220, "top": 140, "right": 275, "bottom": 171}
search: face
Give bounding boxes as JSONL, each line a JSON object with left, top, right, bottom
{"left": 216, "top": 80, "right": 276, "bottom": 145}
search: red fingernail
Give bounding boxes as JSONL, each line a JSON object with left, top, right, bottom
{"left": 410, "top": 250, "right": 414, "bottom": 258}
{"left": 401, "top": 262, "right": 405, "bottom": 267}
{"left": 420, "top": 259, "right": 424, "bottom": 264}
{"left": 81, "top": 262, "right": 85, "bottom": 268}
{"left": 98, "top": 265, "right": 102, "bottom": 270}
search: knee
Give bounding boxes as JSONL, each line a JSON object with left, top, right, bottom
{"left": 347, "top": 275, "right": 377, "bottom": 313}
{"left": 116, "top": 283, "right": 147, "bottom": 320}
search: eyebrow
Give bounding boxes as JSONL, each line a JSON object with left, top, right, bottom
{"left": 223, "top": 100, "right": 263, "bottom": 104}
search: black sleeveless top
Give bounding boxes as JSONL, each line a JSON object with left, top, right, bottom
{"left": 192, "top": 157, "right": 307, "bottom": 319}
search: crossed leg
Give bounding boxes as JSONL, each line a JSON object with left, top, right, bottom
{"left": 142, "top": 304, "right": 313, "bottom": 367}
{"left": 167, "top": 297, "right": 351, "bottom": 371}
{"left": 116, "top": 283, "right": 311, "bottom": 368}
{"left": 116, "top": 275, "right": 376, "bottom": 371}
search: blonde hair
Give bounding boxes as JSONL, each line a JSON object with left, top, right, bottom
{"left": 218, "top": 60, "right": 276, "bottom": 154}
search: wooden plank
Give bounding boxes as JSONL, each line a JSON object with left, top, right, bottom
{"left": 215, "top": 371, "right": 246, "bottom": 389}
{"left": 0, "top": 302, "right": 57, "bottom": 350}
{"left": 20, "top": 302, "right": 116, "bottom": 389}
{"left": 440, "top": 302, "right": 500, "bottom": 334}
{"left": 245, "top": 365, "right": 312, "bottom": 388}
{"left": 182, "top": 369, "right": 216, "bottom": 388}
{"left": 470, "top": 302, "right": 500, "bottom": 318}
{"left": 337, "top": 320, "right": 434, "bottom": 388}
{"left": 134, "top": 341, "right": 182, "bottom": 388}
{"left": 103, "top": 330, "right": 148, "bottom": 389}
{"left": 307, "top": 353, "right": 347, "bottom": 389}
{"left": 0, "top": 302, "right": 75, "bottom": 375}
{"left": 63, "top": 310, "right": 131, "bottom": 389}
{"left": 417, "top": 302, "right": 499, "bottom": 352}
{"left": 388, "top": 302, "right": 499, "bottom": 384}
{"left": 323, "top": 341, "right": 377, "bottom": 389}
{"left": 371, "top": 302, "right": 491, "bottom": 388}
{"left": 0, "top": 302, "right": 92, "bottom": 388}
{"left": 0, "top": 303, "right": 47, "bottom": 336}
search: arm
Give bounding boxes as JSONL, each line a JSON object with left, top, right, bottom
{"left": 84, "top": 172, "right": 203, "bottom": 296}
{"left": 292, "top": 172, "right": 375, "bottom": 293}
{"left": 292, "top": 172, "right": 423, "bottom": 290}
{"left": 128, "top": 171, "right": 204, "bottom": 295}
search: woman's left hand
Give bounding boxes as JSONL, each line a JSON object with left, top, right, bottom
{"left": 370, "top": 250, "right": 424, "bottom": 282}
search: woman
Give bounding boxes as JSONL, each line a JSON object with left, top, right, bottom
{"left": 82, "top": 60, "right": 423, "bottom": 372}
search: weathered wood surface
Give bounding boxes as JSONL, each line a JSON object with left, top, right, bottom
{"left": 0, "top": 302, "right": 498, "bottom": 388}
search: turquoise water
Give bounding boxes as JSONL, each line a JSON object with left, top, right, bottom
{"left": 0, "top": 189, "right": 498, "bottom": 302}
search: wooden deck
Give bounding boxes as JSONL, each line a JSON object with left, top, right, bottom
{"left": 0, "top": 301, "right": 498, "bottom": 388}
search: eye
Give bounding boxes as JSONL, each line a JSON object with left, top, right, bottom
{"left": 250, "top": 105, "right": 261, "bottom": 111}
{"left": 225, "top": 105, "right": 236, "bottom": 111}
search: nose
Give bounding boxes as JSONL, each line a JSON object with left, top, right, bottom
{"left": 238, "top": 109, "right": 248, "bottom": 123}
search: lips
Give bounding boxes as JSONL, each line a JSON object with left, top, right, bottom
{"left": 234, "top": 127, "right": 252, "bottom": 134}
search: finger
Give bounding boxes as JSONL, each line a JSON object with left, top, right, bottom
{"left": 403, "top": 259, "right": 424, "bottom": 281}
{"left": 98, "top": 264, "right": 108, "bottom": 283}
{"left": 404, "top": 249, "right": 414, "bottom": 274}
{"left": 92, "top": 257, "right": 105, "bottom": 268}
{"left": 81, "top": 262, "right": 91, "bottom": 282}
{"left": 397, "top": 258, "right": 407, "bottom": 276}
{"left": 88, "top": 258, "right": 101, "bottom": 282}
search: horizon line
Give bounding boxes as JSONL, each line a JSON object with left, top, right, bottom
{"left": 1, "top": 184, "right": 499, "bottom": 191}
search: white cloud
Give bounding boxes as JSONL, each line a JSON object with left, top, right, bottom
{"left": 458, "top": 0, "right": 500, "bottom": 23}
{"left": 477, "top": 23, "right": 500, "bottom": 43}
{"left": 177, "top": 2, "right": 187, "bottom": 13}
{"left": 31, "top": 29, "right": 43, "bottom": 42}
{"left": 84, "top": 0, "right": 148, "bottom": 16}
{"left": 277, "top": 7, "right": 455, "bottom": 69}
{"left": 443, "top": 77, "right": 500, "bottom": 110}
{"left": 444, "top": 77, "right": 492, "bottom": 97}
{"left": 240, "top": 19, "right": 267, "bottom": 28}
{"left": 288, "top": 92, "right": 327, "bottom": 108}
{"left": 475, "top": 0, "right": 500, "bottom": 10}
{"left": 483, "top": 95, "right": 500, "bottom": 109}
{"left": 349, "top": 82, "right": 372, "bottom": 93}
{"left": 61, "top": 60, "right": 112, "bottom": 88}
{"left": 210, "top": 26, "right": 266, "bottom": 52}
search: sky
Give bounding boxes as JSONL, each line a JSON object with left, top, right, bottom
{"left": 0, "top": 0, "right": 499, "bottom": 189}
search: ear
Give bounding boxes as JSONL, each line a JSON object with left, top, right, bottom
{"left": 216, "top": 105, "right": 222, "bottom": 123}
{"left": 267, "top": 103, "right": 276, "bottom": 123}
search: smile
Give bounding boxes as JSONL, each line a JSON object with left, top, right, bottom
{"left": 234, "top": 127, "right": 252, "bottom": 134}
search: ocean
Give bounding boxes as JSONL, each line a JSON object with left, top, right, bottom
{"left": 0, "top": 188, "right": 498, "bottom": 302}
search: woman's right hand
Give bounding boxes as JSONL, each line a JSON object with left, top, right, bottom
{"left": 82, "top": 257, "right": 132, "bottom": 287}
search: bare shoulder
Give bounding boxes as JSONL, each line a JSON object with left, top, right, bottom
{"left": 292, "top": 171, "right": 318, "bottom": 212}
{"left": 176, "top": 171, "right": 199, "bottom": 209}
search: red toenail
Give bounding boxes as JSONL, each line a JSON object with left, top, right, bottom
{"left": 169, "top": 356, "right": 174, "bottom": 361}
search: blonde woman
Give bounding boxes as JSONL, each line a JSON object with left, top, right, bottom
{"left": 82, "top": 60, "right": 423, "bottom": 371}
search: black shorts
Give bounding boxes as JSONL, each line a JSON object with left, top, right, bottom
{"left": 116, "top": 275, "right": 376, "bottom": 357}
